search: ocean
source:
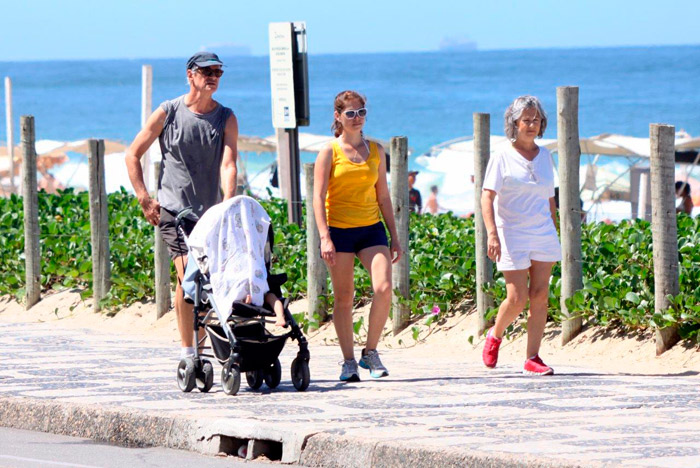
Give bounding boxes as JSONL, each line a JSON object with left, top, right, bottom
{"left": 1, "top": 46, "right": 699, "bottom": 215}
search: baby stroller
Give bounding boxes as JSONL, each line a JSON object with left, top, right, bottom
{"left": 173, "top": 196, "right": 310, "bottom": 396}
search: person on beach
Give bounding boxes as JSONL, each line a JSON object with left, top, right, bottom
{"left": 675, "top": 181, "right": 693, "bottom": 215}
{"left": 424, "top": 185, "right": 443, "bottom": 215}
{"left": 480, "top": 95, "right": 560, "bottom": 376}
{"left": 408, "top": 170, "right": 422, "bottom": 214}
{"left": 313, "top": 90, "right": 403, "bottom": 381}
{"left": 125, "top": 52, "right": 238, "bottom": 358}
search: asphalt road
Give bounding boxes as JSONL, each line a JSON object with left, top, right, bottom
{"left": 0, "top": 427, "right": 291, "bottom": 468}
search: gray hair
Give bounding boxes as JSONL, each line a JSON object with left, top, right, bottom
{"left": 504, "top": 95, "right": 548, "bottom": 141}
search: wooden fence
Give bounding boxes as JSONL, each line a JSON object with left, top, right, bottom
{"left": 17, "top": 86, "right": 684, "bottom": 352}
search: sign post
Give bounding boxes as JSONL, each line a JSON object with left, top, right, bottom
{"left": 269, "top": 22, "right": 309, "bottom": 226}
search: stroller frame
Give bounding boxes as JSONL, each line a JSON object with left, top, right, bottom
{"left": 174, "top": 207, "right": 310, "bottom": 395}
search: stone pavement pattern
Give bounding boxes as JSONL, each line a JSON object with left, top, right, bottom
{"left": 0, "top": 322, "right": 699, "bottom": 467}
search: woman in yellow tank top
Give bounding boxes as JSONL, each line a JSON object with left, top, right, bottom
{"left": 313, "top": 90, "right": 403, "bottom": 382}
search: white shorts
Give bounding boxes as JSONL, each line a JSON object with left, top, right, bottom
{"left": 496, "top": 229, "right": 562, "bottom": 271}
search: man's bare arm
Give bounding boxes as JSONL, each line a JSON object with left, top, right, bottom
{"left": 220, "top": 114, "right": 239, "bottom": 200}
{"left": 125, "top": 107, "right": 166, "bottom": 225}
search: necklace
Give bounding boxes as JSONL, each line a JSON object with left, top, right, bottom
{"left": 340, "top": 137, "right": 370, "bottom": 163}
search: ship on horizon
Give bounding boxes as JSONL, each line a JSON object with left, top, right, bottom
{"left": 438, "top": 36, "right": 477, "bottom": 52}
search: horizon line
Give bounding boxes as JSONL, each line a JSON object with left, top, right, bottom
{"left": 0, "top": 42, "right": 698, "bottom": 64}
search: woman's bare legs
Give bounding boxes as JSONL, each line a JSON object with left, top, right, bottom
{"left": 326, "top": 252, "right": 357, "bottom": 360}
{"left": 357, "top": 245, "right": 393, "bottom": 351}
{"left": 492, "top": 269, "right": 529, "bottom": 338}
{"left": 526, "top": 261, "right": 555, "bottom": 358}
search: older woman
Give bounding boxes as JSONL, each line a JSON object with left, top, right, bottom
{"left": 481, "top": 95, "right": 560, "bottom": 376}
{"left": 313, "top": 90, "right": 402, "bottom": 381}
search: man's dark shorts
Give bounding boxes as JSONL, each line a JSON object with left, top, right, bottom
{"left": 158, "top": 207, "right": 197, "bottom": 260}
{"left": 328, "top": 221, "right": 389, "bottom": 254}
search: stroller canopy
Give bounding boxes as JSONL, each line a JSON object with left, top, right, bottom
{"left": 187, "top": 195, "right": 272, "bottom": 315}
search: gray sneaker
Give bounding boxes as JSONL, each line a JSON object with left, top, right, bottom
{"left": 359, "top": 349, "right": 389, "bottom": 378}
{"left": 339, "top": 358, "right": 360, "bottom": 382}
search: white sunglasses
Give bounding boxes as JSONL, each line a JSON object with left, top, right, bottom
{"left": 343, "top": 108, "right": 367, "bottom": 119}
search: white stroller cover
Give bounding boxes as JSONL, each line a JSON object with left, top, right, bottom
{"left": 187, "top": 195, "right": 271, "bottom": 319}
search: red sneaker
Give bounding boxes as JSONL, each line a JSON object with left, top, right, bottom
{"left": 482, "top": 329, "right": 502, "bottom": 368}
{"left": 523, "top": 355, "right": 554, "bottom": 375}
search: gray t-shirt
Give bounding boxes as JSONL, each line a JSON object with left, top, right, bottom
{"left": 157, "top": 95, "right": 234, "bottom": 219}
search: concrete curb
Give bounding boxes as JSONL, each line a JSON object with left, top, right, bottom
{"left": 0, "top": 396, "right": 600, "bottom": 467}
{"left": 0, "top": 396, "right": 308, "bottom": 463}
{"left": 300, "top": 433, "right": 595, "bottom": 468}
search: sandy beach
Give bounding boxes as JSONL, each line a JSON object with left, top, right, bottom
{"left": 2, "top": 289, "right": 697, "bottom": 376}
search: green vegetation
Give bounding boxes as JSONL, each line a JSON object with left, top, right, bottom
{"left": 0, "top": 188, "right": 159, "bottom": 309}
{"left": 1, "top": 191, "right": 698, "bottom": 342}
{"left": 565, "top": 216, "right": 700, "bottom": 342}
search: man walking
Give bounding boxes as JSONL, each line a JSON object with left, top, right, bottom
{"left": 125, "top": 52, "right": 238, "bottom": 358}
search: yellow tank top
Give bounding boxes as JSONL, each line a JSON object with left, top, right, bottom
{"left": 325, "top": 139, "right": 381, "bottom": 228}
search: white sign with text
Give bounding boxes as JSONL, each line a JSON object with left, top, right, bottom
{"left": 269, "top": 22, "right": 296, "bottom": 129}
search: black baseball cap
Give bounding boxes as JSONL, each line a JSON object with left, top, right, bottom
{"left": 186, "top": 52, "right": 224, "bottom": 70}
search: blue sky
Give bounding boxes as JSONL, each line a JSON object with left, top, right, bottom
{"left": 1, "top": 0, "right": 698, "bottom": 61}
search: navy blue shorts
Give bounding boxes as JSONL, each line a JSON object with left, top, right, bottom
{"left": 328, "top": 221, "right": 389, "bottom": 254}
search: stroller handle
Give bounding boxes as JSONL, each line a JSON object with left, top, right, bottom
{"left": 175, "top": 207, "right": 194, "bottom": 227}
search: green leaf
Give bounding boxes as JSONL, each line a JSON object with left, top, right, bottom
{"left": 625, "top": 292, "right": 641, "bottom": 305}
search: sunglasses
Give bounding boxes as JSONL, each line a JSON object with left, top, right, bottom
{"left": 343, "top": 108, "right": 367, "bottom": 119}
{"left": 196, "top": 67, "right": 224, "bottom": 78}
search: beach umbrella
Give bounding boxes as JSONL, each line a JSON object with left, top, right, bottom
{"left": 237, "top": 135, "right": 276, "bottom": 153}
{"left": 579, "top": 134, "right": 652, "bottom": 158}
{"left": 676, "top": 137, "right": 700, "bottom": 151}
{"left": 263, "top": 132, "right": 391, "bottom": 153}
{"left": 581, "top": 133, "right": 700, "bottom": 157}
{"left": 416, "top": 135, "right": 557, "bottom": 189}
{"left": 0, "top": 145, "right": 21, "bottom": 179}
{"left": 0, "top": 142, "right": 69, "bottom": 176}
{"left": 49, "top": 139, "right": 128, "bottom": 156}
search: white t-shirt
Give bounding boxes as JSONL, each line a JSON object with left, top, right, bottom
{"left": 483, "top": 145, "right": 557, "bottom": 238}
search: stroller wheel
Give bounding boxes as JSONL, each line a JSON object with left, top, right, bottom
{"left": 264, "top": 358, "right": 282, "bottom": 389}
{"left": 291, "top": 358, "right": 310, "bottom": 391}
{"left": 246, "top": 369, "right": 264, "bottom": 390}
{"left": 176, "top": 357, "right": 196, "bottom": 392}
{"left": 221, "top": 362, "right": 241, "bottom": 396}
{"left": 196, "top": 359, "right": 214, "bottom": 393}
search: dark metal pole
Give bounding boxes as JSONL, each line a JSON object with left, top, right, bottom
{"left": 286, "top": 127, "right": 302, "bottom": 226}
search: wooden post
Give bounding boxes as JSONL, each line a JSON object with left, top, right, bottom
{"left": 638, "top": 172, "right": 649, "bottom": 220}
{"left": 5, "top": 77, "right": 14, "bottom": 194}
{"left": 557, "top": 86, "right": 583, "bottom": 345}
{"left": 473, "top": 113, "right": 493, "bottom": 336}
{"left": 650, "top": 123, "right": 680, "bottom": 354}
{"left": 303, "top": 163, "right": 328, "bottom": 324}
{"left": 140, "top": 65, "right": 153, "bottom": 191}
{"left": 631, "top": 167, "right": 652, "bottom": 221}
{"left": 88, "top": 139, "right": 111, "bottom": 311}
{"left": 153, "top": 161, "right": 171, "bottom": 318}
{"left": 390, "top": 136, "right": 410, "bottom": 334}
{"left": 21, "top": 116, "right": 40, "bottom": 309}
